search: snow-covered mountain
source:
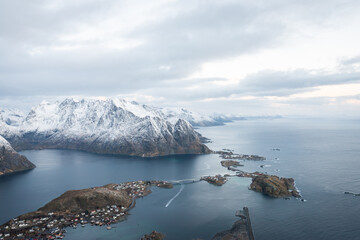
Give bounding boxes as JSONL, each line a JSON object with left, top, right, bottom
{"left": 0, "top": 98, "right": 211, "bottom": 157}
{"left": 161, "top": 108, "right": 224, "bottom": 127}
{"left": 0, "top": 135, "right": 35, "bottom": 176}
{"left": 0, "top": 135, "right": 13, "bottom": 151}
{"left": 0, "top": 99, "right": 244, "bottom": 130}
{"left": 0, "top": 108, "right": 25, "bottom": 126}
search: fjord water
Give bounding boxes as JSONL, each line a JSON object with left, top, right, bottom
{"left": 1, "top": 118, "right": 360, "bottom": 239}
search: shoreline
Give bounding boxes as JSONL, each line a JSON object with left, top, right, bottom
{"left": 0, "top": 180, "right": 173, "bottom": 240}
{"left": 0, "top": 146, "right": 303, "bottom": 239}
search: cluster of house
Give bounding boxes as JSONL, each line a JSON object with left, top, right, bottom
{"left": 221, "top": 153, "right": 266, "bottom": 161}
{"left": 217, "top": 149, "right": 266, "bottom": 161}
{"left": 236, "top": 171, "right": 262, "bottom": 178}
{"left": 113, "top": 180, "right": 173, "bottom": 198}
{"left": 0, "top": 180, "right": 175, "bottom": 240}
{"left": 0, "top": 214, "right": 68, "bottom": 240}
{"left": 113, "top": 180, "right": 149, "bottom": 197}
{"left": 0, "top": 205, "right": 130, "bottom": 240}
{"left": 201, "top": 175, "right": 228, "bottom": 186}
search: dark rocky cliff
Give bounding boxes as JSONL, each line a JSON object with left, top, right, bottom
{"left": 0, "top": 136, "right": 35, "bottom": 176}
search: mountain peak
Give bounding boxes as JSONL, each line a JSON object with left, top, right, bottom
{"left": 0, "top": 98, "right": 211, "bottom": 157}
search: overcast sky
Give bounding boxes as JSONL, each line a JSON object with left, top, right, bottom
{"left": 1, "top": 0, "right": 360, "bottom": 117}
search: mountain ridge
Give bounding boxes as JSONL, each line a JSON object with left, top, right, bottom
{"left": 0, "top": 98, "right": 211, "bottom": 157}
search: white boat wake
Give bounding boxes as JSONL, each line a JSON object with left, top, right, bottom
{"left": 165, "top": 184, "right": 184, "bottom": 208}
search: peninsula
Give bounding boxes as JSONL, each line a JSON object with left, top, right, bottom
{"left": 212, "top": 207, "right": 255, "bottom": 240}
{"left": 0, "top": 135, "right": 35, "bottom": 176}
{"left": 0, "top": 180, "right": 172, "bottom": 239}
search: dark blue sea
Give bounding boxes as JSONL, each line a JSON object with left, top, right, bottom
{"left": 1, "top": 118, "right": 359, "bottom": 239}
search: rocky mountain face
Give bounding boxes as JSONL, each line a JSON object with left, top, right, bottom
{"left": 0, "top": 98, "right": 211, "bottom": 157}
{"left": 0, "top": 135, "right": 35, "bottom": 176}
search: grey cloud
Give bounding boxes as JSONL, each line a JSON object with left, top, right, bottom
{"left": 133, "top": 67, "right": 360, "bottom": 104}
{"left": 1, "top": 0, "right": 360, "bottom": 118}
{"left": 240, "top": 69, "right": 360, "bottom": 96}
{"left": 341, "top": 55, "right": 360, "bottom": 65}
{"left": 0, "top": 0, "right": 291, "bottom": 97}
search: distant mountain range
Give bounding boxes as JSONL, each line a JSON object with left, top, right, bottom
{"left": 0, "top": 98, "right": 212, "bottom": 157}
{"left": 0, "top": 100, "right": 281, "bottom": 128}
{"left": 0, "top": 98, "right": 282, "bottom": 158}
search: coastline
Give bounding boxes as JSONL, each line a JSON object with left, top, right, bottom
{"left": 0, "top": 181, "right": 173, "bottom": 240}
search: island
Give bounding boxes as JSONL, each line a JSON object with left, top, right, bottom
{"left": 201, "top": 175, "right": 228, "bottom": 186}
{"left": 141, "top": 231, "right": 165, "bottom": 240}
{"left": 216, "top": 148, "right": 301, "bottom": 199}
{"left": 221, "top": 160, "right": 244, "bottom": 167}
{"left": 344, "top": 191, "right": 360, "bottom": 197}
{"left": 250, "top": 174, "right": 301, "bottom": 198}
{"left": 217, "top": 150, "right": 266, "bottom": 161}
{"left": 0, "top": 180, "right": 172, "bottom": 239}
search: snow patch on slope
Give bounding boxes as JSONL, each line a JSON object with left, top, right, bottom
{"left": 0, "top": 108, "right": 25, "bottom": 126}
{"left": 0, "top": 135, "right": 14, "bottom": 151}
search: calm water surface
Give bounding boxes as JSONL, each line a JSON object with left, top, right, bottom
{"left": 0, "top": 118, "right": 359, "bottom": 239}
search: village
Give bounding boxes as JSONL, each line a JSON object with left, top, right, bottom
{"left": 217, "top": 149, "right": 266, "bottom": 161}
{"left": 0, "top": 180, "right": 172, "bottom": 240}
{"left": 201, "top": 175, "right": 228, "bottom": 186}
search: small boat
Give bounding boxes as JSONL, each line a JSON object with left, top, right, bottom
{"left": 107, "top": 226, "right": 112, "bottom": 230}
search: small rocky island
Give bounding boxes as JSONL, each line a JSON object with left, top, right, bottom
{"left": 0, "top": 135, "right": 35, "bottom": 176}
{"left": 201, "top": 175, "right": 228, "bottom": 186}
{"left": 141, "top": 231, "right": 165, "bottom": 240}
{"left": 221, "top": 160, "right": 244, "bottom": 167}
{"left": 250, "top": 174, "right": 301, "bottom": 198}
{"left": 344, "top": 191, "right": 360, "bottom": 197}
{"left": 221, "top": 159, "right": 244, "bottom": 172}
{"left": 216, "top": 148, "right": 301, "bottom": 199}
{"left": 0, "top": 180, "right": 172, "bottom": 239}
